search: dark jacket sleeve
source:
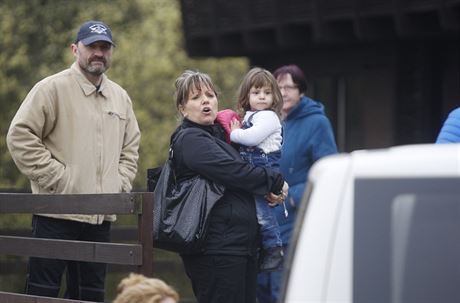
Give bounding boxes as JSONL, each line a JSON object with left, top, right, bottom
{"left": 175, "top": 128, "right": 284, "bottom": 196}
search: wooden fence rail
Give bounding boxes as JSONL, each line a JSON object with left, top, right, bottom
{"left": 0, "top": 192, "right": 154, "bottom": 303}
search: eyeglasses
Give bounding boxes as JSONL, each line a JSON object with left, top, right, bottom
{"left": 278, "top": 85, "right": 298, "bottom": 91}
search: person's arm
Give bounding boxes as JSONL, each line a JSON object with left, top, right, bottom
{"left": 286, "top": 183, "right": 305, "bottom": 209}
{"left": 286, "top": 115, "right": 337, "bottom": 210}
{"left": 118, "top": 96, "right": 141, "bottom": 192}
{"left": 179, "top": 128, "right": 284, "bottom": 196}
{"left": 6, "top": 82, "right": 66, "bottom": 192}
{"left": 230, "top": 111, "right": 281, "bottom": 146}
{"left": 311, "top": 115, "right": 338, "bottom": 162}
{"left": 436, "top": 107, "right": 460, "bottom": 143}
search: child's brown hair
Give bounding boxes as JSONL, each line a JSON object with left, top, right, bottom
{"left": 236, "top": 67, "right": 283, "bottom": 117}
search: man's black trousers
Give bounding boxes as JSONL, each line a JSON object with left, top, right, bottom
{"left": 25, "top": 215, "right": 111, "bottom": 302}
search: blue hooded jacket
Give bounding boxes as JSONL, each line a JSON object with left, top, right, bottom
{"left": 274, "top": 96, "right": 337, "bottom": 245}
{"left": 436, "top": 107, "right": 460, "bottom": 143}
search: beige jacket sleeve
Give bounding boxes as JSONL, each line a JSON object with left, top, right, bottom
{"left": 118, "top": 95, "right": 141, "bottom": 192}
{"left": 6, "top": 81, "right": 66, "bottom": 192}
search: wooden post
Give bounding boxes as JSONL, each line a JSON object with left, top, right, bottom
{"left": 137, "top": 192, "right": 154, "bottom": 276}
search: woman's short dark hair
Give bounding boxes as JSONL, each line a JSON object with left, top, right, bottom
{"left": 273, "top": 64, "right": 308, "bottom": 95}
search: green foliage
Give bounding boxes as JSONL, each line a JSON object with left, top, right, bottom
{"left": 0, "top": 214, "right": 31, "bottom": 229}
{"left": 0, "top": 0, "right": 249, "bottom": 191}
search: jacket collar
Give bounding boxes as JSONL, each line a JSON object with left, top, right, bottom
{"left": 176, "top": 118, "right": 225, "bottom": 140}
{"left": 286, "top": 96, "right": 323, "bottom": 120}
{"left": 70, "top": 62, "right": 109, "bottom": 98}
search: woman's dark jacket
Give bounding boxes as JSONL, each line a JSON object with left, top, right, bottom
{"left": 171, "top": 119, "right": 284, "bottom": 256}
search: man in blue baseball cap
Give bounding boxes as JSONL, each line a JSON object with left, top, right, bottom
{"left": 71, "top": 20, "right": 116, "bottom": 83}
{"left": 7, "top": 20, "right": 140, "bottom": 302}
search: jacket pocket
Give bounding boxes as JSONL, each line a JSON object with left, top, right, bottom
{"left": 117, "top": 174, "right": 124, "bottom": 192}
{"left": 50, "top": 166, "right": 70, "bottom": 194}
{"left": 107, "top": 110, "right": 126, "bottom": 120}
{"left": 105, "top": 110, "right": 127, "bottom": 139}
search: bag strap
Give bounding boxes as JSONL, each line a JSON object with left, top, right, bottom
{"left": 168, "top": 128, "right": 192, "bottom": 184}
{"left": 169, "top": 128, "right": 187, "bottom": 161}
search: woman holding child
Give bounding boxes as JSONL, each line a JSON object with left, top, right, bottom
{"left": 169, "top": 70, "right": 288, "bottom": 303}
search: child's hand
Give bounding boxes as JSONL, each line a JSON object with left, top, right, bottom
{"left": 230, "top": 118, "right": 241, "bottom": 132}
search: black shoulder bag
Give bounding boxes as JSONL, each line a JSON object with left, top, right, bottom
{"left": 149, "top": 129, "right": 225, "bottom": 253}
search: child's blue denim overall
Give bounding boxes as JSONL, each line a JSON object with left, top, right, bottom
{"left": 239, "top": 111, "right": 283, "bottom": 249}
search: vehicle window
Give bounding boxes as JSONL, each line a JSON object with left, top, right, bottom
{"left": 354, "top": 178, "right": 460, "bottom": 303}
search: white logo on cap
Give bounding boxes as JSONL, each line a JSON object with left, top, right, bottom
{"left": 89, "top": 24, "right": 108, "bottom": 35}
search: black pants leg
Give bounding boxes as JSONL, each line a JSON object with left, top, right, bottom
{"left": 77, "top": 221, "right": 110, "bottom": 301}
{"left": 25, "top": 256, "right": 66, "bottom": 297}
{"left": 64, "top": 261, "right": 80, "bottom": 299}
{"left": 25, "top": 215, "right": 110, "bottom": 302}
{"left": 181, "top": 254, "right": 257, "bottom": 303}
{"left": 25, "top": 216, "right": 73, "bottom": 297}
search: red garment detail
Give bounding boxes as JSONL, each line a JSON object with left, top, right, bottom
{"left": 215, "top": 109, "right": 241, "bottom": 143}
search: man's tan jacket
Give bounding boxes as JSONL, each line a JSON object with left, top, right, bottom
{"left": 6, "top": 63, "right": 141, "bottom": 224}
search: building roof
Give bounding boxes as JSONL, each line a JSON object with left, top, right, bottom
{"left": 180, "top": 0, "right": 460, "bottom": 57}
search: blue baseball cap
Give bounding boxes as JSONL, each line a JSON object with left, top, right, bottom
{"left": 75, "top": 20, "right": 115, "bottom": 46}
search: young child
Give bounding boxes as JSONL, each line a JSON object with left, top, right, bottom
{"left": 218, "top": 67, "right": 286, "bottom": 272}
{"left": 113, "top": 273, "right": 179, "bottom": 303}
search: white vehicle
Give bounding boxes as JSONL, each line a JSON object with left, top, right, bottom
{"left": 282, "top": 144, "right": 460, "bottom": 303}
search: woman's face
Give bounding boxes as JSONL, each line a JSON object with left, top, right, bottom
{"left": 180, "top": 84, "right": 218, "bottom": 125}
{"left": 277, "top": 73, "right": 303, "bottom": 116}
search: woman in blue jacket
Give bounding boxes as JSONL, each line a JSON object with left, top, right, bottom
{"left": 256, "top": 64, "right": 338, "bottom": 303}
{"left": 436, "top": 107, "right": 460, "bottom": 143}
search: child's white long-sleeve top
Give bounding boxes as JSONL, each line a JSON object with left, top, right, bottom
{"left": 230, "top": 110, "right": 282, "bottom": 153}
